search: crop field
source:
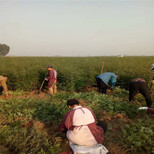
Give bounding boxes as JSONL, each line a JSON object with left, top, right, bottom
{"left": 0, "top": 56, "right": 154, "bottom": 91}
{"left": 0, "top": 56, "right": 154, "bottom": 154}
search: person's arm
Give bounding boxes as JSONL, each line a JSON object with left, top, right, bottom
{"left": 111, "top": 82, "right": 116, "bottom": 88}
{"left": 59, "top": 110, "right": 74, "bottom": 133}
{"left": 46, "top": 74, "right": 50, "bottom": 80}
{"left": 1, "top": 81, "right": 8, "bottom": 97}
{"left": 110, "top": 76, "right": 117, "bottom": 88}
{"left": 59, "top": 116, "right": 68, "bottom": 133}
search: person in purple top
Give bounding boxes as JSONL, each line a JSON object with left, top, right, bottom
{"left": 96, "top": 72, "right": 118, "bottom": 94}
{"left": 45, "top": 65, "right": 57, "bottom": 95}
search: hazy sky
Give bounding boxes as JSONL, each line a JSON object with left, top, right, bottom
{"left": 0, "top": 0, "right": 154, "bottom": 56}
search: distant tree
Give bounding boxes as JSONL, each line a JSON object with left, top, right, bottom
{"left": 0, "top": 44, "right": 10, "bottom": 56}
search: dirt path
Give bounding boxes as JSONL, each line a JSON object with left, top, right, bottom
{"left": 0, "top": 90, "right": 49, "bottom": 100}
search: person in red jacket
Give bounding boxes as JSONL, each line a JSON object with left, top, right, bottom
{"left": 59, "top": 99, "right": 107, "bottom": 146}
{"left": 45, "top": 65, "right": 57, "bottom": 95}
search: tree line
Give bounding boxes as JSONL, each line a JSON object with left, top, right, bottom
{"left": 0, "top": 44, "right": 10, "bottom": 56}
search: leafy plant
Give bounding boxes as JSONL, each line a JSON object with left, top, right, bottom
{"left": 122, "top": 119, "right": 154, "bottom": 153}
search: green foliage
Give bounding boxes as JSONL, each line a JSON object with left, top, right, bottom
{"left": 0, "top": 124, "right": 60, "bottom": 154}
{"left": 8, "top": 90, "right": 27, "bottom": 96}
{"left": 0, "top": 89, "right": 153, "bottom": 153}
{"left": 0, "top": 98, "right": 36, "bottom": 121}
{"left": 0, "top": 44, "right": 10, "bottom": 56}
{"left": 33, "top": 99, "right": 68, "bottom": 122}
{"left": 0, "top": 56, "right": 153, "bottom": 91}
{"left": 122, "top": 119, "right": 154, "bottom": 153}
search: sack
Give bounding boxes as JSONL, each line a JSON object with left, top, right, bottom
{"left": 69, "top": 142, "right": 108, "bottom": 154}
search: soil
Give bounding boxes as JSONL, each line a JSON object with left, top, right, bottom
{"left": 0, "top": 145, "right": 12, "bottom": 154}
{"left": 0, "top": 90, "right": 49, "bottom": 100}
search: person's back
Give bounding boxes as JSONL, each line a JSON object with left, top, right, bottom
{"left": 131, "top": 78, "right": 146, "bottom": 83}
{"left": 48, "top": 69, "right": 57, "bottom": 81}
{"left": 67, "top": 106, "right": 97, "bottom": 146}
{"left": 129, "top": 78, "right": 152, "bottom": 107}
{"left": 97, "top": 72, "right": 117, "bottom": 86}
{"left": 60, "top": 99, "right": 106, "bottom": 147}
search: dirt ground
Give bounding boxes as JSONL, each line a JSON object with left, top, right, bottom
{"left": 0, "top": 86, "right": 112, "bottom": 100}
{"left": 0, "top": 90, "right": 48, "bottom": 100}
{"left": 0, "top": 145, "right": 12, "bottom": 154}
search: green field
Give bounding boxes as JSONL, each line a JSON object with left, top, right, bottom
{"left": 0, "top": 56, "right": 153, "bottom": 91}
{"left": 0, "top": 56, "right": 154, "bottom": 154}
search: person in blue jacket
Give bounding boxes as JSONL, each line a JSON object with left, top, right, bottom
{"left": 96, "top": 72, "right": 118, "bottom": 94}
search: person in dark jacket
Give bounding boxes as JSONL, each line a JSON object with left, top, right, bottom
{"left": 45, "top": 65, "right": 57, "bottom": 95}
{"left": 129, "top": 78, "right": 152, "bottom": 107}
{"left": 96, "top": 72, "right": 118, "bottom": 94}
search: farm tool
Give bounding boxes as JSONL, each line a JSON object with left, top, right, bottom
{"left": 149, "top": 65, "right": 154, "bottom": 93}
{"left": 100, "top": 61, "right": 104, "bottom": 74}
{"left": 149, "top": 76, "right": 154, "bottom": 93}
{"left": 37, "top": 73, "right": 48, "bottom": 94}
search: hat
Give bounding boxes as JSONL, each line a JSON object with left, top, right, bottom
{"left": 46, "top": 65, "right": 53, "bottom": 68}
{"left": 151, "top": 64, "right": 154, "bottom": 70}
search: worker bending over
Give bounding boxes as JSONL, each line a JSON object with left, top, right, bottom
{"left": 96, "top": 72, "right": 118, "bottom": 94}
{"left": 129, "top": 78, "right": 152, "bottom": 107}
{"left": 0, "top": 75, "right": 8, "bottom": 97}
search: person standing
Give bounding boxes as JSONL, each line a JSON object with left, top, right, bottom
{"left": 45, "top": 65, "right": 57, "bottom": 95}
{"left": 96, "top": 72, "right": 118, "bottom": 94}
{"left": 60, "top": 99, "right": 107, "bottom": 146}
{"left": 129, "top": 78, "right": 152, "bottom": 107}
{"left": 0, "top": 75, "right": 9, "bottom": 97}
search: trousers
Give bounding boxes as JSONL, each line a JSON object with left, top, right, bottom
{"left": 0, "top": 86, "right": 3, "bottom": 95}
{"left": 96, "top": 78, "right": 108, "bottom": 94}
{"left": 48, "top": 83, "right": 57, "bottom": 94}
{"left": 129, "top": 82, "right": 152, "bottom": 107}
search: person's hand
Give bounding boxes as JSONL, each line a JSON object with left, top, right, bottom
{"left": 45, "top": 78, "right": 48, "bottom": 81}
{"left": 138, "top": 107, "right": 148, "bottom": 110}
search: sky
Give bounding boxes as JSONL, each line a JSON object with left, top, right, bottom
{"left": 0, "top": 0, "right": 154, "bottom": 56}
